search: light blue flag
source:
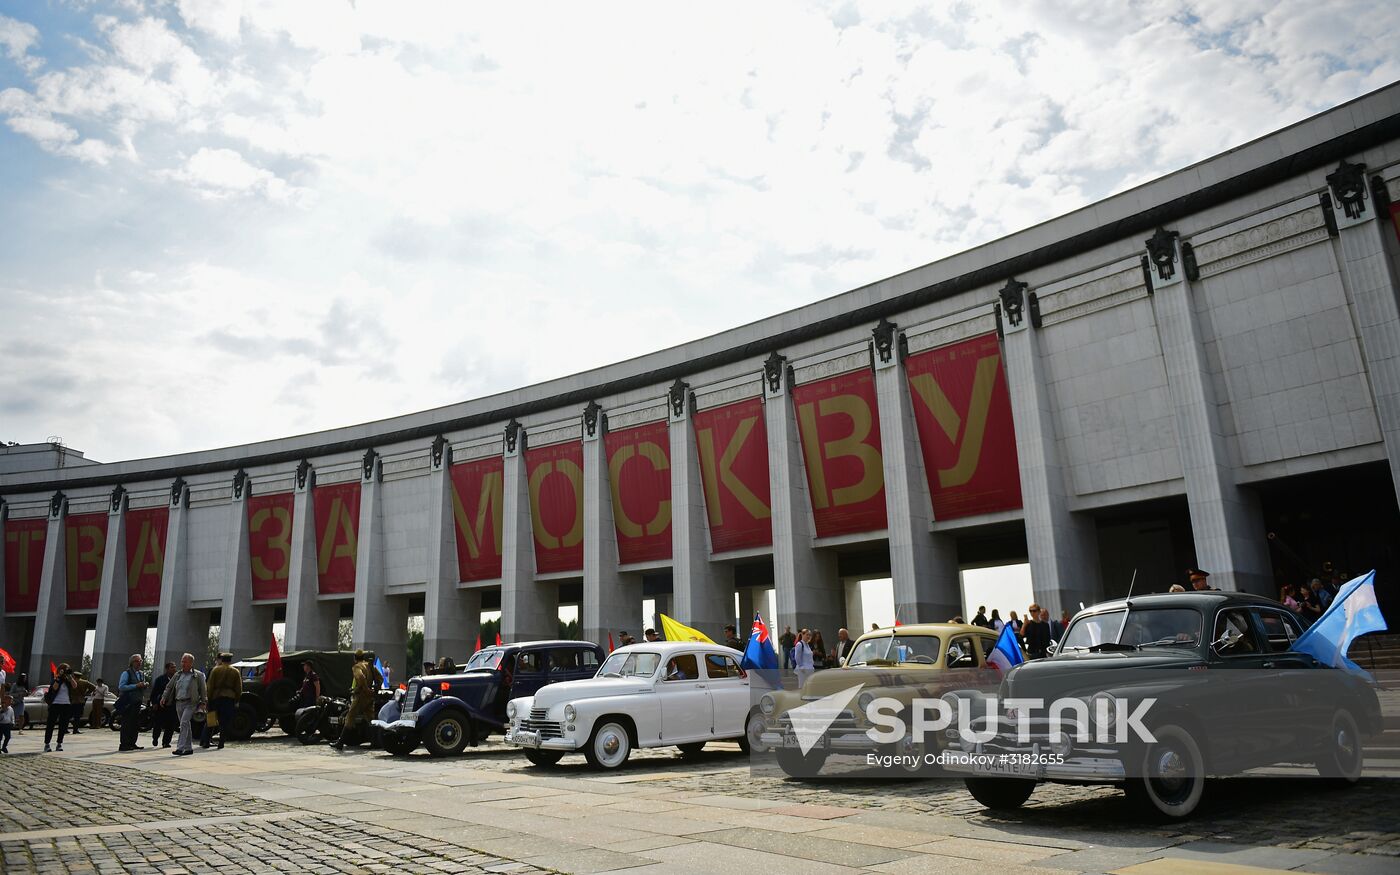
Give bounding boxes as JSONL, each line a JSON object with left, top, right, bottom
{"left": 987, "top": 623, "right": 1026, "bottom": 671}
{"left": 1291, "top": 570, "right": 1387, "bottom": 673}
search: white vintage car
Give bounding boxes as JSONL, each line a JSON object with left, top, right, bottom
{"left": 503, "top": 641, "right": 761, "bottom": 769}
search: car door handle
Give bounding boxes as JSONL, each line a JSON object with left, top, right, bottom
{"left": 1260, "top": 661, "right": 1274, "bottom": 669}
{"left": 695, "top": 683, "right": 706, "bottom": 688}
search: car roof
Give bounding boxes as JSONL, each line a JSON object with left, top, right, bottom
{"left": 476, "top": 640, "right": 603, "bottom": 652}
{"left": 610, "top": 641, "right": 742, "bottom": 655}
{"left": 856, "top": 623, "right": 997, "bottom": 638}
{"left": 1077, "top": 591, "right": 1286, "bottom": 613}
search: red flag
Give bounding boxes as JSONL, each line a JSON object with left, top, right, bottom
{"left": 495, "top": 632, "right": 502, "bottom": 646}
{"left": 265, "top": 633, "right": 283, "bottom": 683}
{"left": 473, "top": 635, "right": 481, "bottom": 653}
{"left": 0, "top": 647, "right": 15, "bottom": 674}
{"left": 893, "top": 618, "right": 902, "bottom": 627}
{"left": 607, "top": 633, "right": 615, "bottom": 653}
{"left": 50, "top": 660, "right": 58, "bottom": 676}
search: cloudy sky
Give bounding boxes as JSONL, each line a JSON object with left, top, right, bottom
{"left": 2, "top": 1, "right": 1397, "bottom": 464}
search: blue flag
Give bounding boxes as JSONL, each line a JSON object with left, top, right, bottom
{"left": 374, "top": 656, "right": 389, "bottom": 689}
{"left": 1291, "top": 570, "right": 1387, "bottom": 673}
{"left": 741, "top": 611, "right": 779, "bottom": 671}
{"left": 986, "top": 623, "right": 1025, "bottom": 671}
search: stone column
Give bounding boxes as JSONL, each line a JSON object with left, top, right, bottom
{"left": 352, "top": 450, "right": 407, "bottom": 670}
{"left": 422, "top": 438, "right": 480, "bottom": 664}
{"left": 501, "top": 422, "right": 555, "bottom": 642}
{"left": 1149, "top": 230, "right": 1273, "bottom": 594}
{"left": 153, "top": 480, "right": 206, "bottom": 669}
{"left": 871, "top": 320, "right": 962, "bottom": 622}
{"left": 581, "top": 403, "right": 638, "bottom": 646}
{"left": 92, "top": 489, "right": 143, "bottom": 682}
{"left": 284, "top": 463, "right": 337, "bottom": 650}
{"left": 669, "top": 381, "right": 734, "bottom": 634}
{"left": 999, "top": 283, "right": 1102, "bottom": 615}
{"left": 30, "top": 495, "right": 84, "bottom": 675}
{"left": 1327, "top": 164, "right": 1400, "bottom": 508}
{"left": 843, "top": 580, "right": 866, "bottom": 637}
{"left": 219, "top": 471, "right": 265, "bottom": 659}
{"left": 763, "top": 354, "right": 842, "bottom": 635}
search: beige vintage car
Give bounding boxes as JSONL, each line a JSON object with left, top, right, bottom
{"left": 758, "top": 623, "right": 1001, "bottom": 777}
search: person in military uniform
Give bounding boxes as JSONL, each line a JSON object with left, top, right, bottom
{"left": 1188, "top": 568, "right": 1216, "bottom": 591}
{"left": 332, "top": 650, "right": 375, "bottom": 750}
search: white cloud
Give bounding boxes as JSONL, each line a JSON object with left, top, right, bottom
{"left": 1, "top": 1, "right": 1398, "bottom": 460}
{"left": 168, "top": 146, "right": 295, "bottom": 200}
{"left": 0, "top": 13, "right": 42, "bottom": 73}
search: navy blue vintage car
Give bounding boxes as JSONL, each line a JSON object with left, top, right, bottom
{"left": 374, "top": 640, "right": 605, "bottom": 757}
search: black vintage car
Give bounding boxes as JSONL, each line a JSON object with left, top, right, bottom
{"left": 949, "top": 591, "right": 1383, "bottom": 819}
{"left": 374, "top": 640, "right": 605, "bottom": 757}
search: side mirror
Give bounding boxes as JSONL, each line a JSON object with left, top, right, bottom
{"left": 1047, "top": 640, "right": 1058, "bottom": 656}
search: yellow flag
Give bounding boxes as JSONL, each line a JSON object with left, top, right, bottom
{"left": 659, "top": 614, "right": 715, "bottom": 644}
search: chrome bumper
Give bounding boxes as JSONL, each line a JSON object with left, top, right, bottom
{"left": 371, "top": 717, "right": 419, "bottom": 736}
{"left": 758, "top": 730, "right": 875, "bottom": 752}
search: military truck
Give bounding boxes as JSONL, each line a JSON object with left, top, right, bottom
{"left": 224, "top": 649, "right": 359, "bottom": 740}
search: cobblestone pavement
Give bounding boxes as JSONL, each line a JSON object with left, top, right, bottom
{"left": 7, "top": 729, "right": 1400, "bottom": 874}
{"left": 0, "top": 748, "right": 551, "bottom": 875}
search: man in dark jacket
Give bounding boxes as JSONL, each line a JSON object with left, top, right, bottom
{"left": 1022, "top": 608, "right": 1052, "bottom": 659}
{"left": 972, "top": 607, "right": 991, "bottom": 628}
{"left": 147, "top": 662, "right": 177, "bottom": 747}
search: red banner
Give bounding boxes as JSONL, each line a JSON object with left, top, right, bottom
{"left": 906, "top": 333, "right": 1022, "bottom": 519}
{"left": 314, "top": 481, "right": 360, "bottom": 595}
{"left": 527, "top": 441, "right": 584, "bottom": 574}
{"left": 4, "top": 516, "right": 47, "bottom": 613}
{"left": 125, "top": 507, "right": 168, "bottom": 608}
{"left": 693, "top": 397, "right": 773, "bottom": 552}
{"left": 65, "top": 511, "right": 107, "bottom": 610}
{"left": 793, "top": 369, "right": 888, "bottom": 537}
{"left": 450, "top": 456, "right": 504, "bottom": 582}
{"left": 605, "top": 421, "right": 672, "bottom": 564}
{"left": 248, "top": 492, "right": 295, "bottom": 600}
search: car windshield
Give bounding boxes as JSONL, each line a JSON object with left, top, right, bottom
{"left": 1059, "top": 608, "right": 1203, "bottom": 651}
{"left": 464, "top": 650, "right": 504, "bottom": 670}
{"left": 846, "top": 635, "right": 941, "bottom": 666}
{"left": 598, "top": 652, "right": 662, "bottom": 678}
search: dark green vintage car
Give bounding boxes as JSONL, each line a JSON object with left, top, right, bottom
{"left": 947, "top": 591, "right": 1383, "bottom": 819}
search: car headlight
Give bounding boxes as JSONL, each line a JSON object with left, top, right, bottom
{"left": 759, "top": 694, "right": 775, "bottom": 715}
{"left": 1049, "top": 731, "right": 1073, "bottom": 758}
{"left": 506, "top": 700, "right": 517, "bottom": 720}
{"left": 1090, "top": 692, "right": 1118, "bottom": 732}
{"left": 419, "top": 686, "right": 433, "bottom": 702}
{"left": 563, "top": 704, "right": 576, "bottom": 722}
{"left": 856, "top": 692, "right": 874, "bottom": 713}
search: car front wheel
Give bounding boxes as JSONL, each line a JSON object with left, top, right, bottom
{"left": 423, "top": 712, "right": 471, "bottom": 757}
{"left": 584, "top": 721, "right": 632, "bottom": 769}
{"left": 739, "top": 711, "right": 766, "bottom": 754}
{"left": 965, "top": 777, "right": 1035, "bottom": 810}
{"left": 1126, "top": 723, "right": 1205, "bottom": 819}
{"left": 775, "top": 746, "right": 828, "bottom": 778}
{"left": 1315, "top": 709, "right": 1363, "bottom": 783}
{"left": 381, "top": 733, "right": 418, "bottom": 757}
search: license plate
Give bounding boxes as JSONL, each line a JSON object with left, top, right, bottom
{"left": 972, "top": 752, "right": 1040, "bottom": 779}
{"left": 508, "top": 730, "right": 541, "bottom": 749}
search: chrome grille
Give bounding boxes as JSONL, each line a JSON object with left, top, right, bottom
{"left": 530, "top": 708, "right": 548, "bottom": 720}
{"left": 519, "top": 718, "right": 563, "bottom": 739}
{"left": 401, "top": 682, "right": 420, "bottom": 717}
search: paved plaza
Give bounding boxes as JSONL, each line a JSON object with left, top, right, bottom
{"left": 2, "top": 728, "right": 1398, "bottom": 875}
